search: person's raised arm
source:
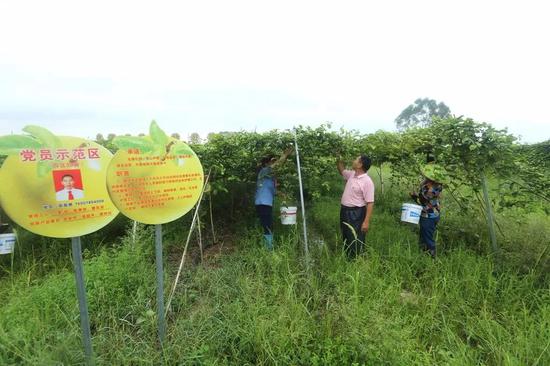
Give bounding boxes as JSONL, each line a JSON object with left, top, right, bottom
{"left": 337, "top": 154, "right": 345, "bottom": 176}
{"left": 272, "top": 146, "right": 293, "bottom": 169}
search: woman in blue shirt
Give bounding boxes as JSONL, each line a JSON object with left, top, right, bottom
{"left": 255, "top": 147, "right": 293, "bottom": 250}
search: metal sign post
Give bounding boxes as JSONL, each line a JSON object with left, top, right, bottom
{"left": 293, "top": 129, "right": 309, "bottom": 258}
{"left": 155, "top": 224, "right": 166, "bottom": 344}
{"left": 71, "top": 236, "right": 94, "bottom": 365}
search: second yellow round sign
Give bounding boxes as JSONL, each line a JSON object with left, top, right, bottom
{"left": 106, "top": 146, "right": 204, "bottom": 224}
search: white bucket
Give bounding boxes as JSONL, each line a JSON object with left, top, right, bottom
{"left": 280, "top": 206, "right": 298, "bottom": 225}
{"left": 0, "top": 233, "right": 16, "bottom": 255}
{"left": 401, "top": 203, "right": 422, "bottom": 224}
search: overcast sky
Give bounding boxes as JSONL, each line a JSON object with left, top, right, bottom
{"left": 1, "top": 0, "right": 548, "bottom": 143}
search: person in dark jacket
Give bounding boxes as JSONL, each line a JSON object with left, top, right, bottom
{"left": 410, "top": 163, "right": 447, "bottom": 258}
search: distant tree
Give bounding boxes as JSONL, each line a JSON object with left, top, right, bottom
{"left": 96, "top": 133, "right": 105, "bottom": 143}
{"left": 188, "top": 132, "right": 201, "bottom": 144}
{"left": 138, "top": 133, "right": 146, "bottom": 137}
{"left": 107, "top": 133, "right": 116, "bottom": 141}
{"left": 204, "top": 131, "right": 237, "bottom": 141}
{"left": 171, "top": 133, "right": 181, "bottom": 140}
{"left": 395, "top": 98, "right": 451, "bottom": 130}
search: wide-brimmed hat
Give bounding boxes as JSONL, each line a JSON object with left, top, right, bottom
{"left": 421, "top": 163, "right": 448, "bottom": 184}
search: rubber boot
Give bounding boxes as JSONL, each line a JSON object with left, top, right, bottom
{"left": 263, "top": 234, "right": 273, "bottom": 251}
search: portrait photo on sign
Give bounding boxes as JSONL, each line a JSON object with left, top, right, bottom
{"left": 52, "top": 169, "right": 85, "bottom": 201}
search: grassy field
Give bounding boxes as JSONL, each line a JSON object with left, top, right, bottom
{"left": 0, "top": 171, "right": 549, "bottom": 365}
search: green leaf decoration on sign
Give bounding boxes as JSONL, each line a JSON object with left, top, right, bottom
{"left": 0, "top": 135, "right": 42, "bottom": 155}
{"left": 23, "top": 125, "right": 61, "bottom": 149}
{"left": 154, "top": 144, "right": 166, "bottom": 159}
{"left": 37, "top": 160, "right": 53, "bottom": 178}
{"left": 171, "top": 142, "right": 195, "bottom": 156}
{"left": 112, "top": 136, "right": 155, "bottom": 153}
{"left": 150, "top": 120, "right": 169, "bottom": 147}
{"left": 170, "top": 142, "right": 195, "bottom": 165}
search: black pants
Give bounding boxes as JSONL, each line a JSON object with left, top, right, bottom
{"left": 340, "top": 205, "right": 366, "bottom": 259}
{"left": 256, "top": 205, "right": 273, "bottom": 235}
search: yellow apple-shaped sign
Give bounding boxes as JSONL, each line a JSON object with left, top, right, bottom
{"left": 0, "top": 128, "right": 119, "bottom": 238}
{"left": 106, "top": 122, "right": 204, "bottom": 224}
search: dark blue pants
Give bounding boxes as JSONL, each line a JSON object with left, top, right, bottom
{"left": 256, "top": 205, "right": 273, "bottom": 235}
{"left": 419, "top": 216, "right": 439, "bottom": 251}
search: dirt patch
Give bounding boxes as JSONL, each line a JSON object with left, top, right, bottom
{"left": 201, "top": 235, "right": 237, "bottom": 267}
{"left": 166, "top": 229, "right": 238, "bottom": 275}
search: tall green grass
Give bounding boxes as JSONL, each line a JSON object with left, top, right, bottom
{"left": 0, "top": 225, "right": 157, "bottom": 365}
{"left": 1, "top": 217, "right": 548, "bottom": 365}
{"left": 0, "top": 166, "right": 548, "bottom": 365}
{"left": 309, "top": 196, "right": 549, "bottom": 365}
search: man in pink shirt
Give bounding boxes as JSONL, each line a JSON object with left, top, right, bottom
{"left": 337, "top": 154, "right": 375, "bottom": 259}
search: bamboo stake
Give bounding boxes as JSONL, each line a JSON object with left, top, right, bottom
{"left": 165, "top": 171, "right": 211, "bottom": 315}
